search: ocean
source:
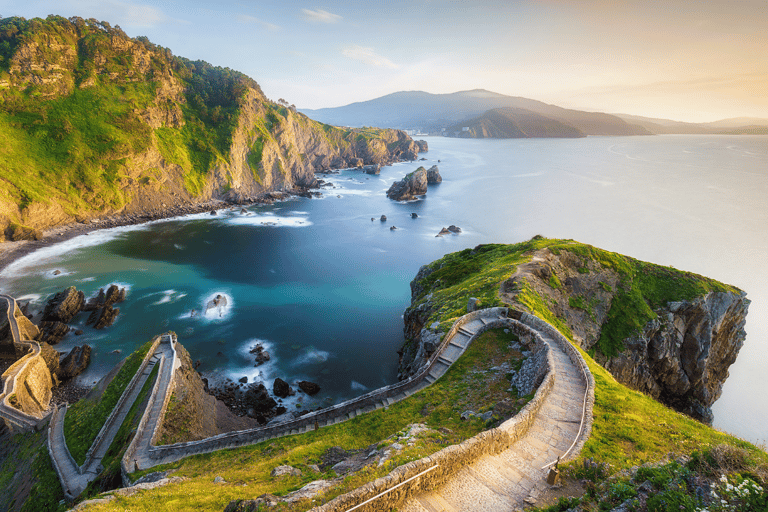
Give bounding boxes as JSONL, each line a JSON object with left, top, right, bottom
{"left": 1, "top": 134, "right": 765, "bottom": 444}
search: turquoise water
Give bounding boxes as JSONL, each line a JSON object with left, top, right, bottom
{"left": 1, "top": 135, "right": 766, "bottom": 443}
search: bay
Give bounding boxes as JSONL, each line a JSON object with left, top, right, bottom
{"left": 0, "top": 134, "right": 765, "bottom": 444}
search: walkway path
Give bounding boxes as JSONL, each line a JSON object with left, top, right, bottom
{"left": 400, "top": 318, "right": 589, "bottom": 511}
{"left": 128, "top": 310, "right": 500, "bottom": 470}
{"left": 0, "top": 294, "right": 48, "bottom": 431}
{"left": 47, "top": 334, "right": 176, "bottom": 499}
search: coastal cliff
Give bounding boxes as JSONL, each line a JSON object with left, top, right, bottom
{"left": 399, "top": 239, "right": 749, "bottom": 424}
{"left": 0, "top": 16, "right": 420, "bottom": 239}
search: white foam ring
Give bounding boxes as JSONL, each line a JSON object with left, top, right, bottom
{"left": 226, "top": 212, "right": 312, "bottom": 228}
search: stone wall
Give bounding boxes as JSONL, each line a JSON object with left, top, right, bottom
{"left": 305, "top": 312, "right": 595, "bottom": 512}
{"left": 140, "top": 309, "right": 513, "bottom": 466}
{"left": 308, "top": 315, "right": 559, "bottom": 512}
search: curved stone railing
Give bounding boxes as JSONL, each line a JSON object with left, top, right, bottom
{"left": 0, "top": 294, "right": 51, "bottom": 431}
{"left": 120, "top": 333, "right": 179, "bottom": 485}
{"left": 308, "top": 313, "right": 567, "bottom": 512}
{"left": 515, "top": 311, "right": 596, "bottom": 461}
{"left": 80, "top": 335, "right": 165, "bottom": 470}
{"left": 48, "top": 334, "right": 173, "bottom": 498}
{"left": 128, "top": 308, "right": 514, "bottom": 469}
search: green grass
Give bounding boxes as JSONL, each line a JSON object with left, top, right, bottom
{"left": 20, "top": 444, "right": 67, "bottom": 512}
{"left": 83, "top": 328, "right": 529, "bottom": 511}
{"left": 63, "top": 339, "right": 154, "bottom": 465}
{"left": 80, "top": 363, "right": 160, "bottom": 500}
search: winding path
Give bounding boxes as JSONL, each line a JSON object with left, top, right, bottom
{"left": 0, "top": 294, "right": 49, "bottom": 431}
{"left": 400, "top": 315, "right": 590, "bottom": 511}
{"left": 47, "top": 334, "right": 177, "bottom": 499}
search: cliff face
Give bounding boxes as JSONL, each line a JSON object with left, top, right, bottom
{"left": 499, "top": 247, "right": 749, "bottom": 424}
{"left": 0, "top": 16, "right": 420, "bottom": 238}
{"left": 399, "top": 241, "right": 749, "bottom": 424}
{"left": 604, "top": 292, "right": 748, "bottom": 423}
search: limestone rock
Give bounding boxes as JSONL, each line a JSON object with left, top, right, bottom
{"left": 42, "top": 287, "right": 84, "bottom": 323}
{"left": 298, "top": 380, "right": 321, "bottom": 395}
{"left": 84, "top": 285, "right": 126, "bottom": 329}
{"left": 39, "top": 342, "right": 60, "bottom": 376}
{"left": 387, "top": 167, "right": 428, "bottom": 201}
{"left": 57, "top": 345, "right": 91, "bottom": 380}
{"left": 426, "top": 165, "right": 442, "bottom": 183}
{"left": 37, "top": 321, "right": 70, "bottom": 344}
{"left": 271, "top": 465, "right": 302, "bottom": 477}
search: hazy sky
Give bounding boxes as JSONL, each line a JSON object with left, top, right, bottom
{"left": 2, "top": 0, "right": 766, "bottom": 122}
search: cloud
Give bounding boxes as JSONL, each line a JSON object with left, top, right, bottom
{"left": 236, "top": 14, "right": 280, "bottom": 32}
{"left": 55, "top": 0, "right": 187, "bottom": 28}
{"left": 342, "top": 45, "right": 398, "bottom": 69}
{"left": 302, "top": 8, "right": 342, "bottom": 24}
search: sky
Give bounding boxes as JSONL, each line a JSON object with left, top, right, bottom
{"left": 1, "top": 0, "right": 766, "bottom": 122}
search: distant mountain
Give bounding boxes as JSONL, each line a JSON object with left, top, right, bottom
{"left": 445, "top": 107, "right": 585, "bottom": 139}
{"left": 301, "top": 89, "right": 650, "bottom": 136}
{"left": 613, "top": 114, "right": 768, "bottom": 135}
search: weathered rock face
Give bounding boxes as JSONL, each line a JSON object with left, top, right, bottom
{"left": 57, "top": 344, "right": 92, "bottom": 381}
{"left": 37, "top": 321, "right": 70, "bottom": 345}
{"left": 39, "top": 342, "right": 60, "bottom": 376}
{"left": 42, "top": 287, "right": 84, "bottom": 323}
{"left": 0, "top": 17, "right": 423, "bottom": 236}
{"left": 426, "top": 165, "right": 442, "bottom": 184}
{"left": 386, "top": 167, "right": 428, "bottom": 201}
{"left": 603, "top": 292, "right": 748, "bottom": 424}
{"left": 498, "top": 247, "right": 749, "bottom": 424}
{"left": 415, "top": 140, "right": 429, "bottom": 152}
{"left": 401, "top": 245, "right": 750, "bottom": 424}
{"left": 85, "top": 284, "right": 126, "bottom": 329}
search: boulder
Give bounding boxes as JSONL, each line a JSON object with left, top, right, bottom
{"left": 415, "top": 140, "right": 429, "bottom": 152}
{"left": 273, "top": 377, "right": 292, "bottom": 398}
{"left": 426, "top": 165, "right": 442, "bottom": 184}
{"left": 435, "top": 227, "right": 451, "bottom": 237}
{"left": 239, "top": 383, "right": 277, "bottom": 413}
{"left": 447, "top": 225, "right": 461, "bottom": 233}
{"left": 298, "top": 380, "right": 321, "bottom": 396}
{"left": 271, "top": 465, "right": 302, "bottom": 477}
{"left": 362, "top": 164, "right": 381, "bottom": 175}
{"left": 37, "top": 321, "right": 70, "bottom": 344}
{"left": 57, "top": 344, "right": 91, "bottom": 380}
{"left": 386, "top": 167, "right": 428, "bottom": 201}
{"left": 42, "top": 287, "right": 84, "bottom": 323}
{"left": 411, "top": 213, "right": 418, "bottom": 218}
{"left": 87, "top": 304, "right": 120, "bottom": 329}
{"left": 390, "top": 226, "right": 397, "bottom": 231}
{"left": 380, "top": 215, "right": 387, "bottom": 222}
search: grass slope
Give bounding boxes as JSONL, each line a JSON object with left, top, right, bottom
{"left": 74, "top": 328, "right": 530, "bottom": 511}
{"left": 63, "top": 339, "right": 153, "bottom": 465}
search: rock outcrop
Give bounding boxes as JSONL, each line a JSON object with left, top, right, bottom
{"left": 298, "top": 380, "right": 321, "bottom": 396}
{"left": 426, "top": 165, "right": 442, "bottom": 184}
{"left": 400, "top": 243, "right": 749, "bottom": 424}
{"left": 386, "top": 167, "right": 428, "bottom": 201}
{"left": 85, "top": 285, "right": 126, "bottom": 329}
{"left": 498, "top": 247, "right": 749, "bottom": 424}
{"left": 603, "top": 293, "right": 748, "bottom": 423}
{"left": 37, "top": 321, "right": 70, "bottom": 345}
{"left": 57, "top": 344, "right": 92, "bottom": 381}
{"left": 415, "top": 140, "right": 429, "bottom": 152}
{"left": 42, "top": 287, "right": 84, "bottom": 323}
